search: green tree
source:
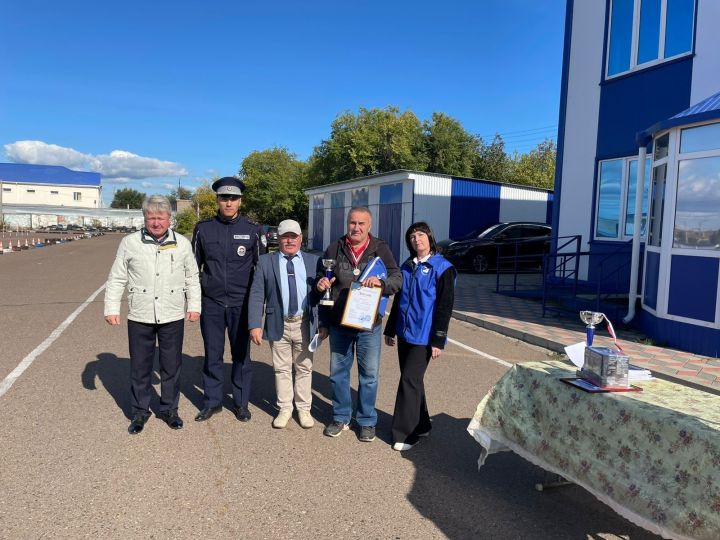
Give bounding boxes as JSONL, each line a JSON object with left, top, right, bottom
{"left": 472, "top": 134, "right": 510, "bottom": 182}
{"left": 174, "top": 208, "right": 198, "bottom": 236}
{"left": 308, "top": 106, "right": 428, "bottom": 186}
{"left": 240, "top": 147, "right": 308, "bottom": 227}
{"left": 507, "top": 139, "right": 557, "bottom": 189}
{"left": 110, "top": 188, "right": 145, "bottom": 209}
{"left": 423, "top": 112, "right": 479, "bottom": 177}
{"left": 192, "top": 181, "right": 219, "bottom": 221}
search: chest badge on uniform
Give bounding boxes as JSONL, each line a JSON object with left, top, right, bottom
{"left": 237, "top": 245, "right": 246, "bottom": 257}
{"left": 421, "top": 266, "right": 431, "bottom": 274}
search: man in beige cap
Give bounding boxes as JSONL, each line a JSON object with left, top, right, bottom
{"left": 248, "top": 219, "right": 321, "bottom": 428}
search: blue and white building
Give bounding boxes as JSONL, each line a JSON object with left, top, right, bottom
{"left": 305, "top": 169, "right": 553, "bottom": 263}
{"left": 555, "top": 0, "right": 720, "bottom": 355}
{"left": 0, "top": 163, "right": 102, "bottom": 208}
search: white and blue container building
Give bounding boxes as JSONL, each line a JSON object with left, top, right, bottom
{"left": 555, "top": 0, "right": 720, "bottom": 355}
{"left": 305, "top": 169, "right": 553, "bottom": 263}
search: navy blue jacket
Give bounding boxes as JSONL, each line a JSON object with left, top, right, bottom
{"left": 191, "top": 214, "right": 265, "bottom": 307}
{"left": 385, "top": 254, "right": 456, "bottom": 347}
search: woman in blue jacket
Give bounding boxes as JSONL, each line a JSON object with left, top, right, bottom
{"left": 384, "top": 222, "right": 456, "bottom": 451}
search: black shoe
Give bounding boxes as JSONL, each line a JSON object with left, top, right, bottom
{"left": 358, "top": 425, "right": 376, "bottom": 442}
{"left": 128, "top": 414, "right": 150, "bottom": 435}
{"left": 195, "top": 406, "right": 222, "bottom": 422}
{"left": 234, "top": 405, "right": 251, "bottom": 422}
{"left": 157, "top": 411, "right": 184, "bottom": 430}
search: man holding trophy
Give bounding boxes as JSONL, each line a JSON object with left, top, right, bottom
{"left": 315, "top": 207, "right": 401, "bottom": 441}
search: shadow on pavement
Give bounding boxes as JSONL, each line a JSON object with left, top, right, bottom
{"left": 310, "top": 364, "right": 394, "bottom": 444}
{"left": 82, "top": 352, "right": 207, "bottom": 420}
{"left": 401, "top": 413, "right": 660, "bottom": 539}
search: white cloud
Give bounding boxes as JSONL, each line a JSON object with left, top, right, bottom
{"left": 162, "top": 183, "right": 175, "bottom": 190}
{"left": 141, "top": 181, "right": 153, "bottom": 188}
{"left": 3, "top": 140, "right": 187, "bottom": 179}
{"left": 104, "top": 177, "right": 131, "bottom": 185}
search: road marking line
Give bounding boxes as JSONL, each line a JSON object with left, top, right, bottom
{"left": 383, "top": 310, "right": 513, "bottom": 368}
{"left": 447, "top": 337, "right": 513, "bottom": 368}
{"left": 0, "top": 284, "right": 106, "bottom": 399}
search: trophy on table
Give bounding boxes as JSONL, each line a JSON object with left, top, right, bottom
{"left": 579, "top": 311, "right": 605, "bottom": 347}
{"left": 320, "top": 258, "right": 336, "bottom": 306}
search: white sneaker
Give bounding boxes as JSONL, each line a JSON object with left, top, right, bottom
{"left": 272, "top": 409, "right": 292, "bottom": 429}
{"left": 392, "top": 441, "right": 416, "bottom": 451}
{"left": 297, "top": 410, "right": 315, "bottom": 429}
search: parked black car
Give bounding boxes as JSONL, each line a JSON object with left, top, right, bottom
{"left": 440, "top": 222, "right": 551, "bottom": 273}
{"left": 261, "top": 225, "right": 279, "bottom": 248}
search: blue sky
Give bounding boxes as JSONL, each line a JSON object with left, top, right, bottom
{"left": 0, "top": 0, "right": 566, "bottom": 204}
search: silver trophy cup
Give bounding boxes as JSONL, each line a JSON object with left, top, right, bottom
{"left": 579, "top": 311, "right": 605, "bottom": 347}
{"left": 320, "top": 258, "right": 336, "bottom": 306}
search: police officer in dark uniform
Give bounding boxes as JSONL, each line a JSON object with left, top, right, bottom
{"left": 191, "top": 176, "right": 266, "bottom": 422}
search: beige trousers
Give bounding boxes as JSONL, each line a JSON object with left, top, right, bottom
{"left": 269, "top": 318, "right": 313, "bottom": 411}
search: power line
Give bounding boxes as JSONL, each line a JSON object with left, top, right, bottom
{"left": 479, "top": 124, "right": 558, "bottom": 140}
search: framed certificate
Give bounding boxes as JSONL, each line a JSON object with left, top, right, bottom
{"left": 340, "top": 283, "right": 382, "bottom": 331}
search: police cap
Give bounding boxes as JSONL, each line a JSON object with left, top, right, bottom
{"left": 212, "top": 177, "right": 245, "bottom": 196}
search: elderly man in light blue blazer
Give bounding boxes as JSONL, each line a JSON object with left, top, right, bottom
{"left": 249, "top": 219, "right": 321, "bottom": 429}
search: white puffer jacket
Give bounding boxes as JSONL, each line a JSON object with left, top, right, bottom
{"left": 104, "top": 229, "right": 202, "bottom": 324}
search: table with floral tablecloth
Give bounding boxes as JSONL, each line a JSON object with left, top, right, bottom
{"left": 467, "top": 360, "right": 720, "bottom": 540}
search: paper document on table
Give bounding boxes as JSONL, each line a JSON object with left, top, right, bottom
{"left": 565, "top": 341, "right": 586, "bottom": 368}
{"left": 628, "top": 364, "right": 653, "bottom": 381}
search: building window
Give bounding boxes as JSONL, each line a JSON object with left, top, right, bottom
{"left": 648, "top": 163, "right": 667, "bottom": 247}
{"left": 2, "top": 187, "right": 10, "bottom": 192}
{"left": 27, "top": 189, "right": 35, "bottom": 193}
{"left": 596, "top": 156, "right": 652, "bottom": 239}
{"left": 51, "top": 190, "right": 59, "bottom": 195}
{"left": 674, "top": 157, "right": 720, "bottom": 249}
{"left": 607, "top": 0, "right": 694, "bottom": 78}
{"left": 669, "top": 122, "right": 720, "bottom": 250}
{"left": 73, "top": 192, "right": 82, "bottom": 201}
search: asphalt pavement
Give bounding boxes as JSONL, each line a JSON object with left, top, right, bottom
{"left": 0, "top": 234, "right": 661, "bottom": 539}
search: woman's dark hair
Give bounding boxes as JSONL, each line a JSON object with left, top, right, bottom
{"left": 405, "top": 221, "right": 438, "bottom": 258}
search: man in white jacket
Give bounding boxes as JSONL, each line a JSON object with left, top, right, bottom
{"left": 104, "top": 195, "right": 201, "bottom": 434}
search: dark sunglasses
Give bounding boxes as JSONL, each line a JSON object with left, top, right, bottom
{"left": 218, "top": 195, "right": 241, "bottom": 201}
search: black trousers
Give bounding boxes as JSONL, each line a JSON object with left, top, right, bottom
{"left": 127, "top": 318, "right": 185, "bottom": 417}
{"left": 199, "top": 298, "right": 252, "bottom": 409}
{"left": 392, "top": 339, "right": 433, "bottom": 445}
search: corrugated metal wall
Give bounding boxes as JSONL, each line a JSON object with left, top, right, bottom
{"left": 498, "top": 185, "right": 550, "bottom": 224}
{"left": 449, "top": 180, "right": 501, "bottom": 238}
{"left": 413, "top": 174, "right": 452, "bottom": 242}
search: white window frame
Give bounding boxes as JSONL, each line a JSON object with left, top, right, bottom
{"left": 595, "top": 156, "right": 651, "bottom": 241}
{"left": 73, "top": 192, "right": 82, "bottom": 201}
{"left": 606, "top": 0, "right": 695, "bottom": 79}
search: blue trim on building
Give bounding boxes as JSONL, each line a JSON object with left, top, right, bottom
{"left": 643, "top": 250, "right": 660, "bottom": 310}
{"left": 638, "top": 90, "right": 720, "bottom": 145}
{"left": 545, "top": 193, "right": 554, "bottom": 225}
{"left": 667, "top": 255, "right": 718, "bottom": 322}
{"left": 637, "top": 309, "right": 720, "bottom": 357}
{"left": 449, "top": 179, "right": 500, "bottom": 239}
{"left": 597, "top": 57, "right": 693, "bottom": 159}
{"left": 551, "top": 0, "right": 574, "bottom": 254}
{"left": 0, "top": 163, "right": 101, "bottom": 186}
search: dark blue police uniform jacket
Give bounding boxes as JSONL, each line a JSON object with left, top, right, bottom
{"left": 192, "top": 214, "right": 265, "bottom": 307}
{"left": 191, "top": 213, "right": 265, "bottom": 409}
